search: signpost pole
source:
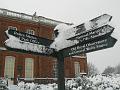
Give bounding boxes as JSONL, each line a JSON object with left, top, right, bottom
{"left": 56, "top": 51, "right": 65, "bottom": 90}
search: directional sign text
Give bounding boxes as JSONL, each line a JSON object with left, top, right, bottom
{"left": 61, "top": 36, "right": 117, "bottom": 57}
{"left": 68, "top": 25, "right": 114, "bottom": 44}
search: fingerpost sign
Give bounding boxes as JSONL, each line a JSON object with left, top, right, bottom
{"left": 4, "top": 14, "right": 117, "bottom": 90}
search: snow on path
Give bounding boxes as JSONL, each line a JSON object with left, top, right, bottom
{"left": 8, "top": 85, "right": 19, "bottom": 90}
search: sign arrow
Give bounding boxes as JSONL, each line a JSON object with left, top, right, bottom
{"left": 74, "top": 14, "right": 112, "bottom": 35}
{"left": 67, "top": 25, "right": 114, "bottom": 44}
{"left": 51, "top": 14, "right": 113, "bottom": 51}
{"left": 62, "top": 14, "right": 112, "bottom": 40}
{"left": 6, "top": 29, "right": 53, "bottom": 46}
{"left": 5, "top": 29, "right": 54, "bottom": 56}
{"left": 61, "top": 36, "right": 117, "bottom": 57}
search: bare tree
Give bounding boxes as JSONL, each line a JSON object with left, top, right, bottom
{"left": 87, "top": 62, "right": 99, "bottom": 76}
{"left": 102, "top": 66, "right": 115, "bottom": 75}
{"left": 114, "top": 63, "right": 120, "bottom": 74}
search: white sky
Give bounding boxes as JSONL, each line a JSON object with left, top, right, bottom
{"left": 0, "top": 0, "right": 120, "bottom": 73}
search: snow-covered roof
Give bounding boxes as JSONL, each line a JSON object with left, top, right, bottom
{"left": 0, "top": 8, "right": 71, "bottom": 27}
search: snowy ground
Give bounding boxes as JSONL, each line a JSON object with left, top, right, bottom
{"left": 6, "top": 74, "right": 120, "bottom": 90}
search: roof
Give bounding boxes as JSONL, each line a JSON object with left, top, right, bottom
{"left": 0, "top": 8, "right": 72, "bottom": 27}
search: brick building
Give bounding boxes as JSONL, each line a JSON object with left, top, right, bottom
{"left": 0, "top": 8, "right": 87, "bottom": 84}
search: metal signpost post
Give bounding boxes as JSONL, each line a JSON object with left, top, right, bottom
{"left": 56, "top": 51, "right": 65, "bottom": 90}
{"left": 4, "top": 14, "right": 117, "bottom": 90}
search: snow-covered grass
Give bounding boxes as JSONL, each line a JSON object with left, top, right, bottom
{"left": 8, "top": 74, "right": 120, "bottom": 90}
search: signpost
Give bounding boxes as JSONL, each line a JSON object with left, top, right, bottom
{"left": 4, "top": 14, "right": 117, "bottom": 90}
{"left": 5, "top": 29, "right": 54, "bottom": 56}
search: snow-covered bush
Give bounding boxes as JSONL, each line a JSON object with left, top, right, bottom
{"left": 17, "top": 74, "right": 120, "bottom": 90}
{"left": 65, "top": 74, "right": 120, "bottom": 90}
{"left": 65, "top": 76, "right": 94, "bottom": 90}
{"left": 18, "top": 81, "right": 42, "bottom": 90}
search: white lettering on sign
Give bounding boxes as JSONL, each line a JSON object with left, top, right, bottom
{"left": 5, "top": 36, "right": 53, "bottom": 55}
{"left": 10, "top": 30, "right": 40, "bottom": 44}
{"left": 70, "top": 25, "right": 113, "bottom": 43}
{"left": 68, "top": 39, "right": 108, "bottom": 56}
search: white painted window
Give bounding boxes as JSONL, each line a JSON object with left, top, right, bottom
{"left": 26, "top": 29, "right": 35, "bottom": 35}
{"left": 74, "top": 62, "right": 80, "bottom": 76}
{"left": 8, "top": 26, "right": 17, "bottom": 30}
{"left": 25, "top": 58, "right": 34, "bottom": 78}
{"left": 4, "top": 56, "right": 15, "bottom": 78}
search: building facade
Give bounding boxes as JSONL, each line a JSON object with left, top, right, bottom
{"left": 0, "top": 8, "right": 88, "bottom": 84}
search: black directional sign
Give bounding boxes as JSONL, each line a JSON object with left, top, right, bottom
{"left": 68, "top": 25, "right": 114, "bottom": 44}
{"left": 53, "top": 14, "right": 113, "bottom": 50}
{"left": 61, "top": 36, "right": 117, "bottom": 57}
{"left": 74, "top": 14, "right": 112, "bottom": 35}
{"left": 6, "top": 29, "right": 53, "bottom": 46}
{"left": 64, "top": 14, "right": 112, "bottom": 40}
{"left": 5, "top": 29, "right": 54, "bottom": 56}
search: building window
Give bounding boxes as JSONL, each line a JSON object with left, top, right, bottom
{"left": 25, "top": 58, "right": 34, "bottom": 78}
{"left": 8, "top": 26, "right": 17, "bottom": 30}
{"left": 74, "top": 62, "right": 80, "bottom": 77}
{"left": 4, "top": 56, "right": 15, "bottom": 78}
{"left": 26, "top": 29, "right": 35, "bottom": 35}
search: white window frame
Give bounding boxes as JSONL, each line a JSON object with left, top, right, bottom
{"left": 25, "top": 58, "right": 34, "bottom": 78}
{"left": 8, "top": 26, "right": 17, "bottom": 30}
{"left": 4, "top": 56, "right": 15, "bottom": 78}
{"left": 26, "top": 29, "right": 35, "bottom": 35}
{"left": 74, "top": 62, "right": 80, "bottom": 77}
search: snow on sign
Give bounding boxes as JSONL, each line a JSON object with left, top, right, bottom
{"left": 73, "top": 14, "right": 112, "bottom": 37}
{"left": 61, "top": 36, "right": 117, "bottom": 57}
{"left": 50, "top": 14, "right": 112, "bottom": 51}
{"left": 5, "top": 29, "right": 54, "bottom": 56}
{"left": 66, "top": 14, "right": 112, "bottom": 39}
{"left": 68, "top": 25, "right": 114, "bottom": 44}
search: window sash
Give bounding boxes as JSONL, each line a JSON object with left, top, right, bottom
{"left": 4, "top": 56, "right": 15, "bottom": 78}
{"left": 25, "top": 58, "right": 34, "bottom": 78}
{"left": 74, "top": 62, "right": 80, "bottom": 76}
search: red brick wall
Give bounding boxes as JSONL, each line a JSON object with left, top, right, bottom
{"left": 64, "top": 57, "right": 87, "bottom": 78}
{"left": 0, "top": 15, "right": 87, "bottom": 83}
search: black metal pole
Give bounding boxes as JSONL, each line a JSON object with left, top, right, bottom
{"left": 56, "top": 51, "right": 65, "bottom": 90}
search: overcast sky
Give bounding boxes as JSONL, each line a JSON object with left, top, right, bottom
{"left": 0, "top": 0, "right": 120, "bottom": 73}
